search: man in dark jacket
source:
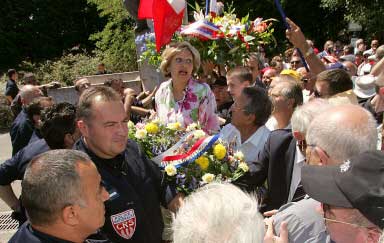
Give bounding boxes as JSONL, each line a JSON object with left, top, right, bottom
{"left": 0, "top": 103, "right": 80, "bottom": 224}
{"left": 9, "top": 150, "right": 109, "bottom": 243}
{"left": 75, "top": 86, "right": 181, "bottom": 242}
{"left": 4, "top": 69, "right": 19, "bottom": 104}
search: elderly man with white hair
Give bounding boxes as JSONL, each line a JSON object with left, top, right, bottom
{"left": 173, "top": 183, "right": 270, "bottom": 243}
{"left": 269, "top": 104, "right": 378, "bottom": 243}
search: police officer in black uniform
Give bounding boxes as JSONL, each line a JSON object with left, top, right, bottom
{"left": 9, "top": 150, "right": 110, "bottom": 243}
{"left": 75, "top": 86, "right": 181, "bottom": 242}
{"left": 0, "top": 103, "right": 80, "bottom": 224}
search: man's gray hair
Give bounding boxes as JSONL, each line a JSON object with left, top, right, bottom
{"left": 306, "top": 105, "right": 377, "bottom": 162}
{"left": 291, "top": 99, "right": 331, "bottom": 134}
{"left": 279, "top": 81, "right": 303, "bottom": 108}
{"left": 21, "top": 149, "right": 91, "bottom": 226}
{"left": 173, "top": 183, "right": 265, "bottom": 243}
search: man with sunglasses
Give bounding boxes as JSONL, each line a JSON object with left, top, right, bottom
{"left": 269, "top": 104, "right": 377, "bottom": 242}
{"left": 302, "top": 151, "right": 383, "bottom": 243}
{"left": 297, "top": 67, "right": 315, "bottom": 103}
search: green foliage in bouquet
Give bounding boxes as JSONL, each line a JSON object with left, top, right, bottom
{"left": 128, "top": 120, "right": 195, "bottom": 159}
{"left": 138, "top": 3, "right": 276, "bottom": 68}
{"left": 163, "top": 136, "right": 249, "bottom": 195}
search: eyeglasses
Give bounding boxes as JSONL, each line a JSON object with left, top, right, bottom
{"left": 301, "top": 78, "right": 309, "bottom": 83}
{"left": 321, "top": 203, "right": 376, "bottom": 229}
{"left": 174, "top": 57, "right": 193, "bottom": 65}
{"left": 290, "top": 61, "right": 301, "bottom": 65}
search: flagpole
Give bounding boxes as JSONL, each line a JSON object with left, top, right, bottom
{"left": 205, "top": 0, "right": 209, "bottom": 16}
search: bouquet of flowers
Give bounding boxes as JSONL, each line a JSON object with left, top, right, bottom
{"left": 138, "top": 3, "right": 276, "bottom": 67}
{"left": 128, "top": 120, "right": 204, "bottom": 163}
{"left": 161, "top": 134, "right": 249, "bottom": 195}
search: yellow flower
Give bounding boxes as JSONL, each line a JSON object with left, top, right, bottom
{"left": 195, "top": 156, "right": 209, "bottom": 170}
{"left": 213, "top": 143, "right": 226, "bottom": 160}
{"left": 165, "top": 164, "right": 177, "bottom": 176}
{"left": 167, "top": 122, "right": 181, "bottom": 130}
{"left": 145, "top": 123, "right": 159, "bottom": 134}
{"left": 238, "top": 162, "right": 249, "bottom": 172}
{"left": 234, "top": 151, "right": 245, "bottom": 161}
{"left": 202, "top": 173, "right": 215, "bottom": 183}
{"left": 135, "top": 129, "right": 147, "bottom": 139}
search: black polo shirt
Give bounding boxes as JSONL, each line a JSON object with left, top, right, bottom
{"left": 10, "top": 222, "right": 77, "bottom": 243}
{"left": 74, "top": 138, "right": 174, "bottom": 243}
{"left": 5, "top": 79, "right": 19, "bottom": 100}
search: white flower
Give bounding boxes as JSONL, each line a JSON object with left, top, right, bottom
{"left": 127, "top": 120, "right": 135, "bottom": 129}
{"left": 165, "top": 164, "right": 177, "bottom": 176}
{"left": 186, "top": 123, "right": 198, "bottom": 132}
{"left": 238, "top": 162, "right": 249, "bottom": 172}
{"left": 151, "top": 117, "right": 160, "bottom": 124}
{"left": 234, "top": 151, "right": 245, "bottom": 161}
{"left": 202, "top": 173, "right": 215, "bottom": 183}
{"left": 193, "top": 129, "right": 206, "bottom": 139}
{"left": 135, "top": 129, "right": 147, "bottom": 139}
{"left": 167, "top": 122, "right": 181, "bottom": 130}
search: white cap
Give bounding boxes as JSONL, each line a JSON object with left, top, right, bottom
{"left": 353, "top": 75, "right": 377, "bottom": 98}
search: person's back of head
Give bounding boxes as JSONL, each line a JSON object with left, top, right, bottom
{"left": 306, "top": 104, "right": 377, "bottom": 163}
{"left": 173, "top": 183, "right": 264, "bottom": 243}
{"left": 242, "top": 86, "right": 272, "bottom": 127}
{"left": 316, "top": 69, "right": 353, "bottom": 96}
{"left": 8, "top": 69, "right": 17, "bottom": 80}
{"left": 40, "top": 102, "right": 77, "bottom": 149}
{"left": 20, "top": 85, "right": 42, "bottom": 106}
{"left": 226, "top": 66, "right": 254, "bottom": 85}
{"left": 291, "top": 99, "right": 331, "bottom": 136}
{"left": 25, "top": 96, "right": 54, "bottom": 127}
{"left": 375, "top": 45, "right": 384, "bottom": 61}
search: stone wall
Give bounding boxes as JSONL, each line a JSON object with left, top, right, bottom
{"left": 47, "top": 72, "right": 142, "bottom": 104}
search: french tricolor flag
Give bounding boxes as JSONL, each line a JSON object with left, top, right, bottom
{"left": 138, "top": 0, "right": 186, "bottom": 52}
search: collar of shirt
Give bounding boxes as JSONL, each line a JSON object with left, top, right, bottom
{"left": 295, "top": 142, "right": 306, "bottom": 165}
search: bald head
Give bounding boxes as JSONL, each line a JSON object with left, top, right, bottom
{"left": 20, "top": 85, "right": 42, "bottom": 105}
{"left": 306, "top": 104, "right": 377, "bottom": 163}
{"left": 74, "top": 78, "right": 91, "bottom": 95}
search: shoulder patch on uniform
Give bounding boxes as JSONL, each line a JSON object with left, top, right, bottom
{"left": 110, "top": 209, "right": 136, "bottom": 240}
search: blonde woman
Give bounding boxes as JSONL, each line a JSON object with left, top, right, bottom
{"left": 155, "top": 42, "right": 219, "bottom": 134}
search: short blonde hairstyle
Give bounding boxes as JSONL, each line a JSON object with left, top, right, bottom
{"left": 160, "top": 41, "right": 201, "bottom": 77}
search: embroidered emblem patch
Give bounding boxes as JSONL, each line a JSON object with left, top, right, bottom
{"left": 110, "top": 209, "right": 136, "bottom": 239}
{"left": 340, "top": 160, "right": 351, "bottom": 173}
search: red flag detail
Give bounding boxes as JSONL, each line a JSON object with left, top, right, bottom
{"left": 153, "top": 0, "right": 185, "bottom": 52}
{"left": 138, "top": 0, "right": 154, "bottom": 19}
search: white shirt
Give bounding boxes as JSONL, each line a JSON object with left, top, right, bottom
{"left": 288, "top": 143, "right": 306, "bottom": 202}
{"left": 220, "top": 124, "right": 271, "bottom": 162}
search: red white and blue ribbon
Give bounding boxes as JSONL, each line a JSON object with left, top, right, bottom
{"left": 181, "top": 20, "right": 221, "bottom": 40}
{"left": 160, "top": 134, "right": 220, "bottom": 169}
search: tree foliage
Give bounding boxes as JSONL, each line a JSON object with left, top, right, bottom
{"left": 87, "top": 0, "right": 138, "bottom": 72}
{"left": 0, "top": 0, "right": 104, "bottom": 72}
{"left": 321, "top": 0, "right": 384, "bottom": 39}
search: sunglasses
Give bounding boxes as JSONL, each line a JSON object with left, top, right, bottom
{"left": 290, "top": 61, "right": 301, "bottom": 65}
{"left": 301, "top": 78, "right": 309, "bottom": 83}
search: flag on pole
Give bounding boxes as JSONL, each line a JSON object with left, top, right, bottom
{"left": 209, "top": 0, "right": 217, "bottom": 17}
{"left": 138, "top": 0, "right": 185, "bottom": 52}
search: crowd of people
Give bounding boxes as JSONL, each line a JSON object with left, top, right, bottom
{"left": 1, "top": 16, "right": 384, "bottom": 243}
